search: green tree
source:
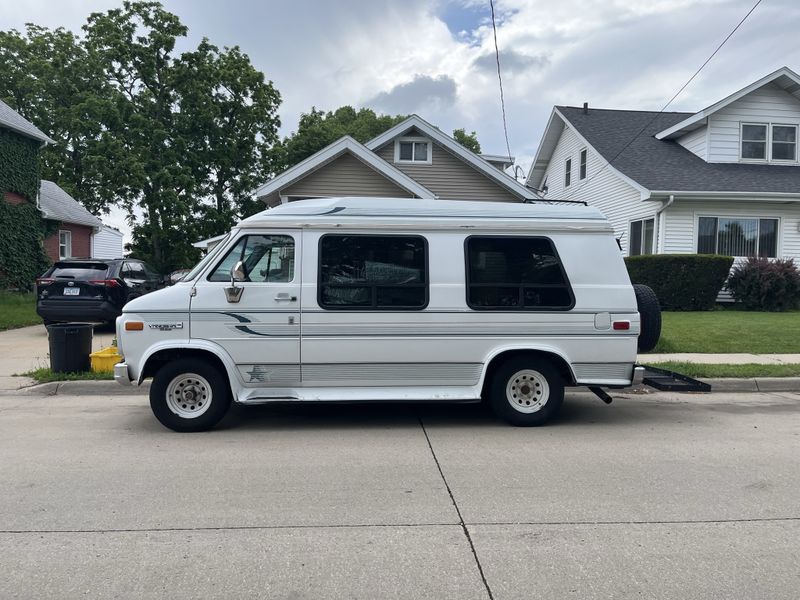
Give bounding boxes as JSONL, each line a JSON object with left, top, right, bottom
{"left": 278, "top": 106, "right": 407, "bottom": 170}
{"left": 0, "top": 25, "right": 123, "bottom": 213}
{"left": 82, "top": 1, "right": 282, "bottom": 271}
{"left": 452, "top": 128, "right": 481, "bottom": 154}
{"left": 279, "top": 106, "right": 484, "bottom": 171}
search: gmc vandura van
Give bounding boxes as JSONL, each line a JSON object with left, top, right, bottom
{"left": 115, "top": 198, "right": 658, "bottom": 432}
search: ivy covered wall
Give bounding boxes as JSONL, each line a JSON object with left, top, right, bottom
{"left": 0, "top": 127, "right": 50, "bottom": 290}
{"left": 0, "top": 128, "right": 40, "bottom": 201}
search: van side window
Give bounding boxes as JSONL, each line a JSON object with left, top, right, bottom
{"left": 319, "top": 235, "right": 427, "bottom": 309}
{"left": 208, "top": 235, "right": 295, "bottom": 282}
{"left": 465, "top": 237, "right": 574, "bottom": 310}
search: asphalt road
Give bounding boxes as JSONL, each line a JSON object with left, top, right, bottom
{"left": 0, "top": 389, "right": 798, "bottom": 599}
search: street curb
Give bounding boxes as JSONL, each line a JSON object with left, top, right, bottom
{"left": 15, "top": 380, "right": 150, "bottom": 396}
{"left": 8, "top": 377, "right": 800, "bottom": 397}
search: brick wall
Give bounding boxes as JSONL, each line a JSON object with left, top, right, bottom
{"left": 3, "top": 191, "right": 28, "bottom": 205}
{"left": 43, "top": 222, "right": 94, "bottom": 262}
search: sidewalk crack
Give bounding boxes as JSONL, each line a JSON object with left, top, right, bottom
{"left": 419, "top": 416, "right": 494, "bottom": 600}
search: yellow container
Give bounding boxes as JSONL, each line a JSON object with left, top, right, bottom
{"left": 90, "top": 346, "right": 122, "bottom": 373}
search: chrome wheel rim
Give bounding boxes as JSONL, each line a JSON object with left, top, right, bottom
{"left": 166, "top": 373, "right": 212, "bottom": 419}
{"left": 505, "top": 369, "right": 549, "bottom": 413}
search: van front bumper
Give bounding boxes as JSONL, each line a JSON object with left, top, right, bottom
{"left": 114, "top": 362, "right": 132, "bottom": 386}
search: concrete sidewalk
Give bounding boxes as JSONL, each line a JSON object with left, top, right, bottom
{"left": 0, "top": 325, "right": 114, "bottom": 392}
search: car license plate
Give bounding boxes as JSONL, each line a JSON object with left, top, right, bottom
{"left": 63, "top": 288, "right": 80, "bottom": 296}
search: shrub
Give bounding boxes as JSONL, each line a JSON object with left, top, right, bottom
{"left": 725, "top": 257, "right": 800, "bottom": 311}
{"left": 624, "top": 254, "right": 734, "bottom": 311}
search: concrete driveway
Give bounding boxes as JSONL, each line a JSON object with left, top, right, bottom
{"left": 0, "top": 324, "right": 115, "bottom": 391}
{"left": 0, "top": 389, "right": 797, "bottom": 598}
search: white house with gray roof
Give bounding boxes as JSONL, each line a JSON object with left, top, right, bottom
{"left": 528, "top": 67, "right": 800, "bottom": 263}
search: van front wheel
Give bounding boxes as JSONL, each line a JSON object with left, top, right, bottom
{"left": 150, "top": 358, "right": 231, "bottom": 432}
{"left": 487, "top": 357, "right": 564, "bottom": 426}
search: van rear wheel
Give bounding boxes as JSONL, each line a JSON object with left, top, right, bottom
{"left": 150, "top": 358, "right": 231, "bottom": 432}
{"left": 487, "top": 356, "right": 564, "bottom": 426}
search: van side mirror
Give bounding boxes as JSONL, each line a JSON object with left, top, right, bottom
{"left": 231, "top": 261, "right": 246, "bottom": 283}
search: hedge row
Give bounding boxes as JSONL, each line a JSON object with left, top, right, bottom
{"left": 625, "top": 254, "right": 734, "bottom": 311}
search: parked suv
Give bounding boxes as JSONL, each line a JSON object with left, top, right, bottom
{"left": 37, "top": 258, "right": 163, "bottom": 325}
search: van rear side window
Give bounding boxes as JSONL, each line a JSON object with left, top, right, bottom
{"left": 466, "top": 237, "right": 574, "bottom": 310}
{"left": 318, "top": 235, "right": 428, "bottom": 309}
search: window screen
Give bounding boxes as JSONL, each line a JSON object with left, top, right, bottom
{"left": 208, "top": 235, "right": 295, "bottom": 282}
{"left": 319, "top": 235, "right": 427, "bottom": 309}
{"left": 466, "top": 237, "right": 573, "bottom": 310}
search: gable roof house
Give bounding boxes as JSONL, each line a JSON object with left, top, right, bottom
{"left": 256, "top": 114, "right": 537, "bottom": 208}
{"left": 527, "top": 67, "right": 800, "bottom": 264}
{"left": 0, "top": 99, "right": 107, "bottom": 265}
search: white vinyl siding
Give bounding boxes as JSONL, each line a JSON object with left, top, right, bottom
{"left": 707, "top": 83, "right": 800, "bottom": 163}
{"left": 91, "top": 226, "right": 124, "bottom": 259}
{"left": 676, "top": 126, "right": 707, "bottom": 159}
{"left": 660, "top": 200, "right": 800, "bottom": 261}
{"left": 540, "top": 124, "right": 652, "bottom": 255}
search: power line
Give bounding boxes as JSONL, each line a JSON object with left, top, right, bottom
{"left": 489, "top": 0, "right": 513, "bottom": 169}
{"left": 556, "top": 0, "right": 763, "bottom": 201}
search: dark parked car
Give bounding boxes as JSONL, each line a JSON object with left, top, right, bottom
{"left": 36, "top": 258, "right": 163, "bottom": 324}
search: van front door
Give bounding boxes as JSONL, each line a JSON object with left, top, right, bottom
{"left": 190, "top": 232, "right": 301, "bottom": 386}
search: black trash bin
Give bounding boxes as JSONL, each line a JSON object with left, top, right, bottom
{"left": 47, "top": 323, "right": 93, "bottom": 373}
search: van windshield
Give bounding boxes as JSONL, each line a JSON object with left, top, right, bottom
{"left": 181, "top": 233, "right": 231, "bottom": 282}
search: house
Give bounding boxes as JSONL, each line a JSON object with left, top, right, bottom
{"left": 255, "top": 114, "right": 537, "bottom": 207}
{"left": 39, "top": 180, "right": 102, "bottom": 261}
{"left": 527, "top": 67, "right": 800, "bottom": 263}
{"left": 0, "top": 98, "right": 110, "bottom": 264}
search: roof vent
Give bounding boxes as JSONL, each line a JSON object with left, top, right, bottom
{"left": 583, "top": 102, "right": 589, "bottom": 114}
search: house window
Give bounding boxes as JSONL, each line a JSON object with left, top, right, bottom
{"left": 58, "top": 230, "right": 72, "bottom": 259}
{"left": 741, "top": 124, "right": 767, "bottom": 160}
{"left": 629, "top": 218, "right": 655, "bottom": 256}
{"left": 465, "top": 236, "right": 574, "bottom": 311}
{"left": 740, "top": 123, "right": 798, "bottom": 162}
{"left": 318, "top": 235, "right": 428, "bottom": 309}
{"left": 698, "top": 216, "right": 778, "bottom": 258}
{"left": 772, "top": 125, "right": 797, "bottom": 161}
{"left": 395, "top": 138, "right": 431, "bottom": 164}
{"left": 579, "top": 148, "right": 587, "bottom": 180}
{"left": 564, "top": 158, "right": 572, "bottom": 187}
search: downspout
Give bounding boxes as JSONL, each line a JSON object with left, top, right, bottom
{"left": 655, "top": 194, "right": 675, "bottom": 254}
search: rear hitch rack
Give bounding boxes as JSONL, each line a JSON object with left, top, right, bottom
{"left": 638, "top": 364, "right": 711, "bottom": 393}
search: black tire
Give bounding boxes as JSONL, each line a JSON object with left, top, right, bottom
{"left": 634, "top": 284, "right": 661, "bottom": 353}
{"left": 43, "top": 318, "right": 57, "bottom": 326}
{"left": 149, "top": 358, "right": 231, "bottom": 432}
{"left": 486, "top": 356, "right": 564, "bottom": 426}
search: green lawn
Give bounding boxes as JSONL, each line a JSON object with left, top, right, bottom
{"left": 652, "top": 310, "right": 800, "bottom": 354}
{"left": 0, "top": 292, "right": 41, "bottom": 331}
{"left": 650, "top": 361, "right": 800, "bottom": 378}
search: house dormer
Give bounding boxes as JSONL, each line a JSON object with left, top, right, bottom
{"left": 656, "top": 67, "right": 800, "bottom": 164}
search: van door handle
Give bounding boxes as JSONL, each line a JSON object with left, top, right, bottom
{"left": 274, "top": 293, "right": 297, "bottom": 302}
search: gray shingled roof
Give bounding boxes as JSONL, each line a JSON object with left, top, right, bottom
{"left": 558, "top": 106, "right": 800, "bottom": 194}
{"left": 0, "top": 99, "right": 52, "bottom": 143}
{"left": 39, "top": 180, "right": 101, "bottom": 228}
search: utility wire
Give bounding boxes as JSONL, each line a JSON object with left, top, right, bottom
{"left": 489, "top": 0, "right": 514, "bottom": 172}
{"left": 556, "top": 0, "right": 763, "bottom": 201}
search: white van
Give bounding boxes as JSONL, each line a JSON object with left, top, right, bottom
{"left": 114, "top": 198, "right": 657, "bottom": 432}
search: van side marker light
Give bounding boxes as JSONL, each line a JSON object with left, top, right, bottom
{"left": 125, "top": 322, "right": 144, "bottom": 331}
{"left": 612, "top": 321, "right": 630, "bottom": 330}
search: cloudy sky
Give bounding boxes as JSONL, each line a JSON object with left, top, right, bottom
{"left": 3, "top": 0, "right": 799, "bottom": 241}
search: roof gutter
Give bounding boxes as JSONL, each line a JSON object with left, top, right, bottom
{"left": 649, "top": 190, "right": 800, "bottom": 200}
{"left": 654, "top": 194, "right": 674, "bottom": 253}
